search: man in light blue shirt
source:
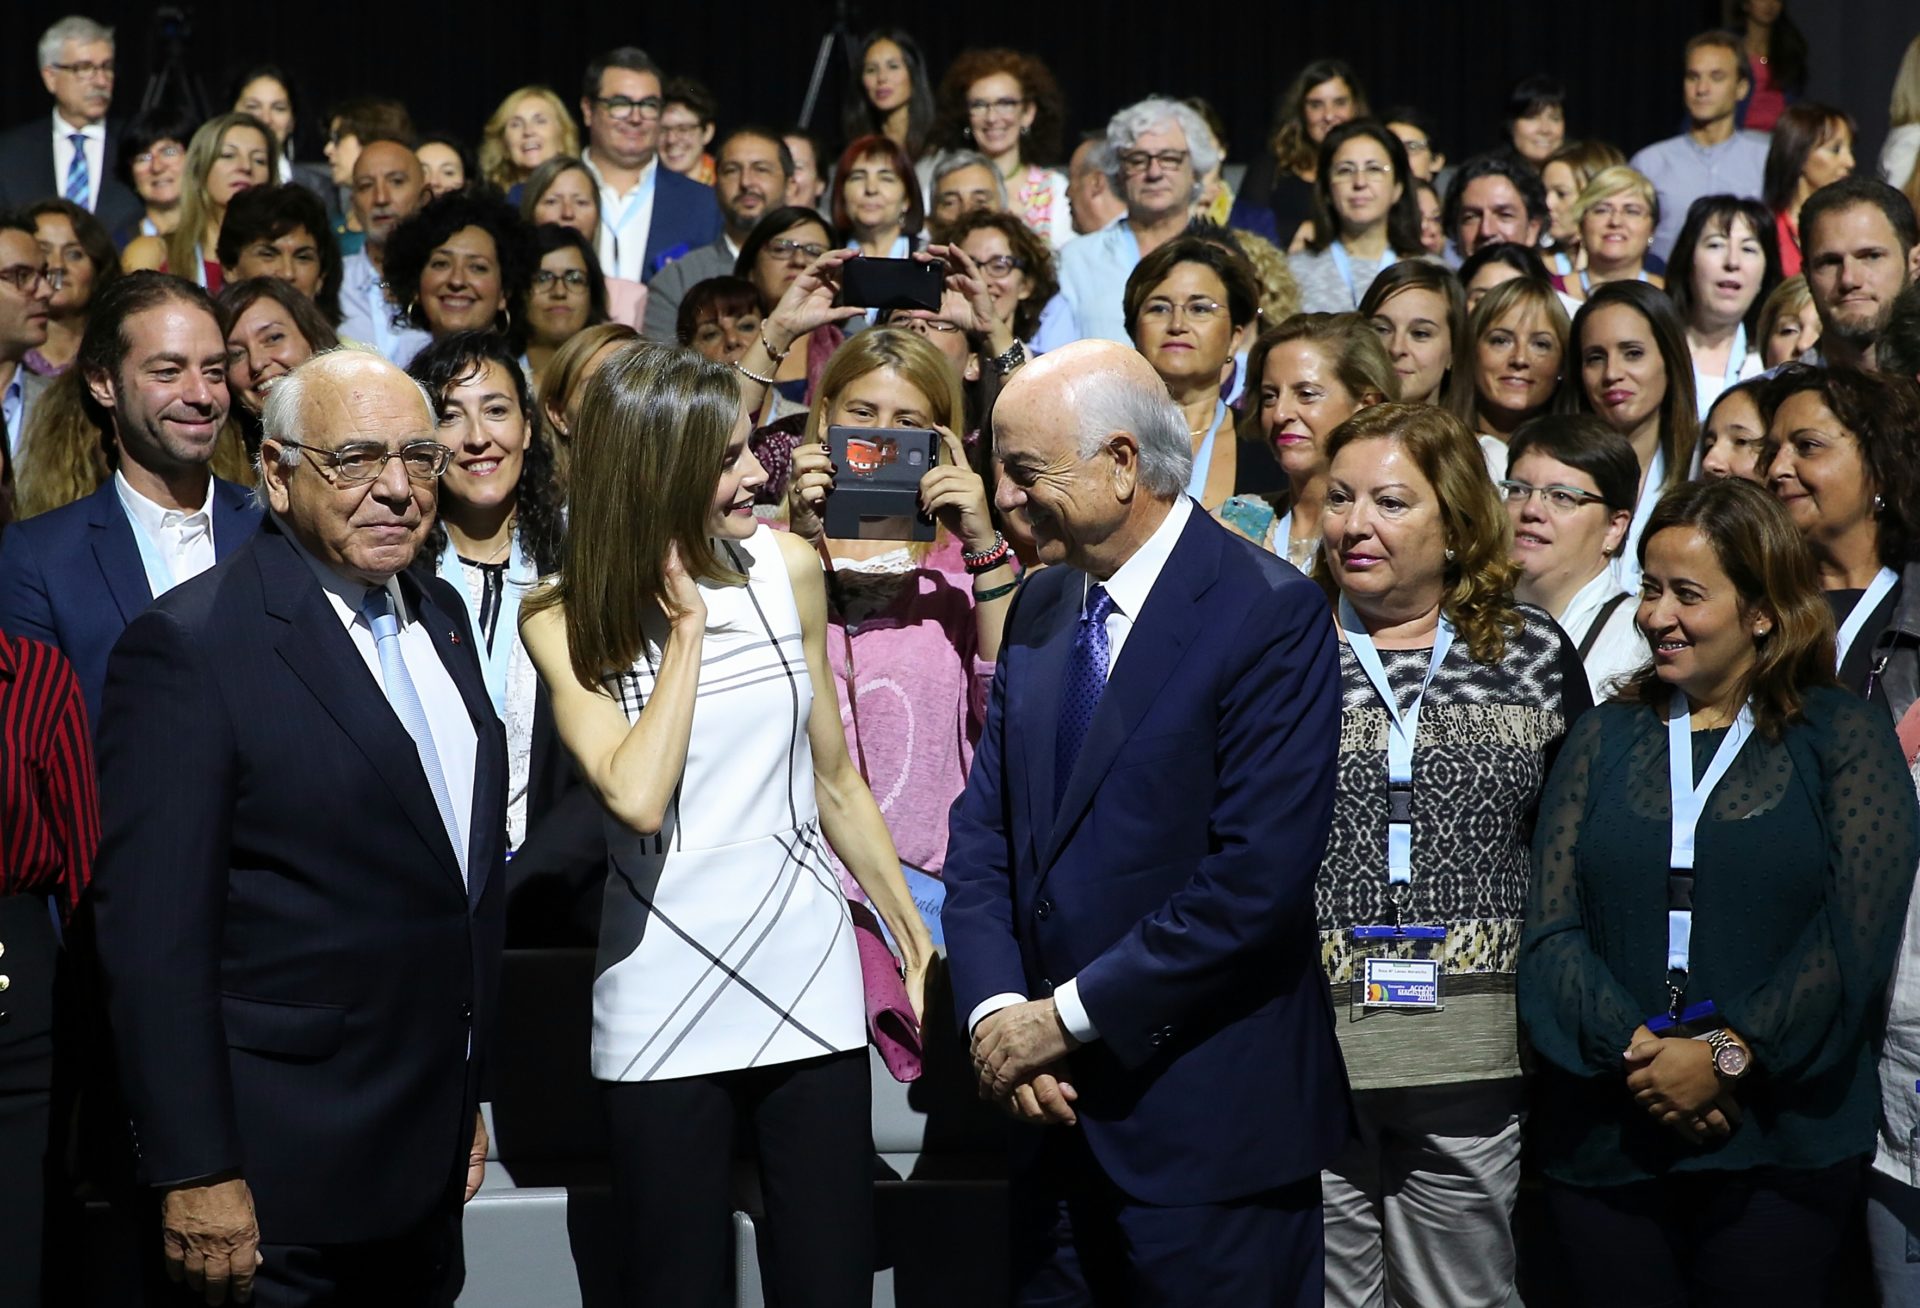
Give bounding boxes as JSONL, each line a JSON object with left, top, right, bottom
{"left": 1630, "top": 31, "right": 1771, "bottom": 263}
{"left": 336, "top": 139, "right": 431, "bottom": 368}
{"left": 1055, "top": 98, "right": 1219, "bottom": 346}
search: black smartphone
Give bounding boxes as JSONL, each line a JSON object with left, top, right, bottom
{"left": 839, "top": 257, "right": 943, "bottom": 312}
{"left": 823, "top": 425, "right": 938, "bottom": 542}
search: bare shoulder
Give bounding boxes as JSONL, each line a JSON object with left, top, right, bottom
{"left": 770, "top": 525, "right": 822, "bottom": 576}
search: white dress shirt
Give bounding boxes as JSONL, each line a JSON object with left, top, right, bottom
{"left": 114, "top": 470, "right": 217, "bottom": 597}
{"left": 288, "top": 525, "right": 479, "bottom": 885}
{"left": 336, "top": 249, "right": 431, "bottom": 369}
{"left": 968, "top": 495, "right": 1196, "bottom": 1044}
{"left": 1553, "top": 565, "right": 1647, "bottom": 702}
{"left": 51, "top": 113, "right": 105, "bottom": 212}
{"left": 586, "top": 152, "right": 658, "bottom": 283}
{"left": 2, "top": 365, "right": 23, "bottom": 455}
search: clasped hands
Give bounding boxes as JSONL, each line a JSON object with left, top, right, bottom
{"left": 972, "top": 998, "right": 1082, "bottom": 1126}
{"left": 1623, "top": 1023, "right": 1743, "bottom": 1146}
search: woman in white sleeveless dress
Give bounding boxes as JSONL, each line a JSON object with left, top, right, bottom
{"left": 522, "top": 342, "right": 933, "bottom": 1306}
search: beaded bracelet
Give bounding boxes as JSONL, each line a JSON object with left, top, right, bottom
{"left": 760, "top": 326, "right": 791, "bottom": 361}
{"left": 733, "top": 358, "right": 777, "bottom": 387}
{"left": 962, "top": 532, "right": 1011, "bottom": 574}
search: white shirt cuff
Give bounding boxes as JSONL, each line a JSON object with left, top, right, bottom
{"left": 1053, "top": 978, "right": 1100, "bottom": 1044}
{"left": 966, "top": 992, "right": 1026, "bottom": 1035}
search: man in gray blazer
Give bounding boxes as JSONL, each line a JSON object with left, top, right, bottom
{"left": 642, "top": 127, "right": 790, "bottom": 342}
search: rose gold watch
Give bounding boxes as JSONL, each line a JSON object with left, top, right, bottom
{"left": 1706, "top": 1028, "right": 1750, "bottom": 1080}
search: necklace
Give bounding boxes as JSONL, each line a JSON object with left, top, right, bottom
{"left": 456, "top": 513, "right": 515, "bottom": 564}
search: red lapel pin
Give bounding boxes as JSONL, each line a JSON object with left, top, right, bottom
{"left": 451, "top": 631, "right": 461, "bottom": 645}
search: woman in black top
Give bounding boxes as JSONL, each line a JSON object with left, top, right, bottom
{"left": 1230, "top": 60, "right": 1368, "bottom": 251}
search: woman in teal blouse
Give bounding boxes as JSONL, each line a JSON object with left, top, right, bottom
{"left": 1519, "top": 476, "right": 1919, "bottom": 1306}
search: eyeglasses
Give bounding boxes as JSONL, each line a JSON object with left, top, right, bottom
{"left": 1330, "top": 161, "right": 1393, "bottom": 185}
{"left": 276, "top": 438, "right": 453, "bottom": 485}
{"left": 594, "top": 96, "right": 663, "bottom": 122}
{"left": 1138, "top": 297, "right": 1224, "bottom": 325}
{"left": 49, "top": 60, "right": 114, "bottom": 79}
{"left": 1118, "top": 149, "right": 1189, "bottom": 175}
{"left": 1497, "top": 480, "right": 1609, "bottom": 514}
{"left": 888, "top": 315, "right": 962, "bottom": 334}
{"left": 1587, "top": 200, "right": 1652, "bottom": 223}
{"left": 133, "top": 143, "right": 184, "bottom": 168}
{"left": 1396, "top": 137, "right": 1431, "bottom": 156}
{"left": 966, "top": 97, "right": 1028, "bottom": 119}
{"left": 765, "top": 238, "right": 827, "bottom": 262}
{"left": 532, "top": 268, "right": 589, "bottom": 291}
{"left": 974, "top": 254, "right": 1026, "bottom": 276}
{"left": 0, "top": 265, "right": 63, "bottom": 293}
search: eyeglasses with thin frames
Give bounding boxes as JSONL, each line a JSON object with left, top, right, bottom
{"left": 1497, "top": 480, "right": 1609, "bottom": 514}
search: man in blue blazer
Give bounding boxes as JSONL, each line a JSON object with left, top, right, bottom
{"left": 576, "top": 46, "right": 723, "bottom": 284}
{"left": 945, "top": 341, "right": 1352, "bottom": 1304}
{"left": 0, "top": 273, "right": 261, "bottom": 725}
{"left": 90, "top": 350, "right": 506, "bottom": 1305}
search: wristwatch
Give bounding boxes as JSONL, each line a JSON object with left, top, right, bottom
{"left": 1705, "top": 1028, "right": 1750, "bottom": 1080}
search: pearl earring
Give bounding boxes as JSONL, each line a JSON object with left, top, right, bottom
{"left": 1445, "top": 547, "right": 1456, "bottom": 562}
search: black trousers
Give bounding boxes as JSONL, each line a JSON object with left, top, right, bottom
{"left": 602, "top": 1048, "right": 872, "bottom": 1308}
{"left": 0, "top": 893, "right": 61, "bottom": 1308}
{"left": 1546, "top": 1160, "right": 1863, "bottom": 1308}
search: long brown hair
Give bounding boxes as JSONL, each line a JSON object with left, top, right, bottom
{"left": 524, "top": 344, "right": 747, "bottom": 689}
{"left": 167, "top": 114, "right": 279, "bottom": 285}
{"left": 1314, "top": 402, "right": 1523, "bottom": 665}
{"left": 1565, "top": 281, "right": 1700, "bottom": 493}
{"left": 1616, "top": 478, "right": 1836, "bottom": 739}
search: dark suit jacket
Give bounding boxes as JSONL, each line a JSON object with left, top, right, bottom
{"left": 641, "top": 166, "right": 723, "bottom": 282}
{"left": 943, "top": 506, "right": 1353, "bottom": 1207}
{"left": 89, "top": 522, "right": 508, "bottom": 1243}
{"left": 0, "top": 117, "right": 141, "bottom": 240}
{"left": 0, "top": 477, "right": 261, "bottom": 726}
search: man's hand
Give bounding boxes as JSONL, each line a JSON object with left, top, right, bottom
{"left": 1002, "top": 1067, "right": 1080, "bottom": 1126}
{"left": 162, "top": 1175, "right": 262, "bottom": 1305}
{"left": 465, "top": 1110, "right": 488, "bottom": 1203}
{"left": 972, "top": 998, "right": 1078, "bottom": 1101}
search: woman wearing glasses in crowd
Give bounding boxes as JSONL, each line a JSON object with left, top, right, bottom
{"left": 24, "top": 199, "right": 120, "bottom": 377}
{"left": 844, "top": 29, "right": 936, "bottom": 161}
{"left": 1313, "top": 401, "right": 1592, "bottom": 1308}
{"left": 523, "top": 224, "right": 608, "bottom": 391}
{"left": 519, "top": 156, "right": 647, "bottom": 329}
{"left": 1233, "top": 58, "right": 1368, "bottom": 250}
{"left": 1556, "top": 167, "right": 1664, "bottom": 304}
{"left": 1447, "top": 275, "right": 1568, "bottom": 479}
{"left": 1219, "top": 312, "right": 1396, "bottom": 569}
{"left": 1665, "top": 195, "right": 1779, "bottom": 418}
{"left": 113, "top": 107, "right": 196, "bottom": 247}
{"left": 1698, "top": 377, "right": 1771, "bottom": 484}
{"left": 927, "top": 49, "right": 1072, "bottom": 249}
{"left": 1568, "top": 281, "right": 1699, "bottom": 588}
{"left": 1761, "top": 364, "right": 1920, "bottom": 703}
{"left": 122, "top": 112, "right": 277, "bottom": 292}
{"left": 522, "top": 340, "right": 931, "bottom": 1308}
{"left": 1520, "top": 475, "right": 1916, "bottom": 1308}
{"left": 734, "top": 207, "right": 846, "bottom": 408}
{"left": 1361, "top": 261, "right": 1466, "bottom": 408}
{"left": 1763, "top": 102, "right": 1857, "bottom": 276}
{"left": 480, "top": 86, "right": 578, "bottom": 198}
{"left": 1291, "top": 122, "right": 1428, "bottom": 315}
{"left": 381, "top": 190, "right": 534, "bottom": 355}
{"left": 1540, "top": 140, "right": 1626, "bottom": 286}
{"left": 944, "top": 209, "right": 1061, "bottom": 352}
{"left": 1503, "top": 415, "right": 1646, "bottom": 698}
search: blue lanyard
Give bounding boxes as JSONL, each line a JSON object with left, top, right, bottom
{"left": 1329, "top": 242, "right": 1394, "bottom": 309}
{"left": 1665, "top": 697, "right": 1755, "bottom": 986}
{"left": 1339, "top": 596, "right": 1455, "bottom": 886}
{"left": 1578, "top": 266, "right": 1652, "bottom": 293}
{"left": 602, "top": 163, "right": 658, "bottom": 279}
{"left": 439, "top": 533, "right": 534, "bottom": 716}
{"left": 1184, "top": 401, "right": 1226, "bottom": 501}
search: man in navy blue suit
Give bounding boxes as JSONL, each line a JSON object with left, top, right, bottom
{"left": 0, "top": 272, "right": 261, "bottom": 724}
{"left": 90, "top": 349, "right": 506, "bottom": 1305}
{"left": 944, "top": 340, "right": 1352, "bottom": 1304}
{"left": 576, "top": 46, "right": 723, "bottom": 285}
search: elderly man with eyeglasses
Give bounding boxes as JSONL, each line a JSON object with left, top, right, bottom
{"left": 0, "top": 15, "right": 142, "bottom": 236}
{"left": 1052, "top": 97, "right": 1221, "bottom": 348}
{"left": 86, "top": 346, "right": 506, "bottom": 1306}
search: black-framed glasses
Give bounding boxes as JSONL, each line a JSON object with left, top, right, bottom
{"left": 594, "top": 96, "right": 663, "bottom": 122}
{"left": 532, "top": 268, "right": 589, "bottom": 291}
{"left": 765, "top": 238, "right": 827, "bottom": 262}
{"left": 1118, "top": 149, "right": 1188, "bottom": 174}
{"left": 966, "top": 97, "right": 1029, "bottom": 119}
{"left": 276, "top": 438, "right": 453, "bottom": 485}
{"left": 49, "top": 59, "right": 114, "bottom": 79}
{"left": 1498, "top": 480, "right": 1609, "bottom": 514}
{"left": 886, "top": 314, "right": 962, "bottom": 334}
{"left": 0, "top": 265, "right": 62, "bottom": 293}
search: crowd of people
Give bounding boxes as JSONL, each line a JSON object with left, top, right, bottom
{"left": 8, "top": 7, "right": 1920, "bottom": 1306}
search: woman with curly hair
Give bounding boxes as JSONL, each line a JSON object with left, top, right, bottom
{"left": 478, "top": 86, "right": 579, "bottom": 196}
{"left": 1312, "top": 400, "right": 1593, "bottom": 1307}
{"left": 926, "top": 49, "right": 1071, "bottom": 248}
{"left": 1230, "top": 59, "right": 1368, "bottom": 251}
{"left": 942, "top": 208, "right": 1058, "bottom": 346}
{"left": 381, "top": 190, "right": 536, "bottom": 353}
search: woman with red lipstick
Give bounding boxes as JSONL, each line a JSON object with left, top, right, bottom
{"left": 1447, "top": 276, "right": 1568, "bottom": 480}
{"left": 843, "top": 29, "right": 935, "bottom": 160}
{"left": 1559, "top": 166, "right": 1663, "bottom": 304}
{"left": 1520, "top": 477, "right": 1914, "bottom": 1308}
{"left": 1666, "top": 195, "right": 1780, "bottom": 418}
{"left": 1361, "top": 261, "right": 1466, "bottom": 407}
{"left": 1312, "top": 401, "right": 1592, "bottom": 1308}
{"left": 121, "top": 113, "right": 278, "bottom": 293}
{"left": 1568, "top": 280, "right": 1700, "bottom": 589}
{"left": 1218, "top": 312, "right": 1396, "bottom": 570}
{"left": 1759, "top": 364, "right": 1920, "bottom": 702}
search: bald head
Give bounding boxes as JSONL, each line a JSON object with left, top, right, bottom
{"left": 351, "top": 139, "right": 427, "bottom": 246}
{"left": 993, "top": 340, "right": 1191, "bottom": 577}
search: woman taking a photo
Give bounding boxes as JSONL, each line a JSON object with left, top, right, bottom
{"left": 1665, "top": 195, "right": 1779, "bottom": 417}
{"left": 734, "top": 207, "right": 847, "bottom": 408}
{"left": 1314, "top": 401, "right": 1592, "bottom": 1308}
{"left": 1763, "top": 103, "right": 1856, "bottom": 276}
{"left": 1290, "top": 120, "right": 1428, "bottom": 314}
{"left": 1361, "top": 261, "right": 1466, "bottom": 407}
{"left": 945, "top": 208, "right": 1061, "bottom": 350}
{"left": 521, "top": 343, "right": 932, "bottom": 1307}
{"left": 1446, "top": 276, "right": 1568, "bottom": 479}
{"left": 122, "top": 113, "right": 277, "bottom": 290}
{"left": 1218, "top": 312, "right": 1397, "bottom": 569}
{"left": 1519, "top": 476, "right": 1916, "bottom": 1307}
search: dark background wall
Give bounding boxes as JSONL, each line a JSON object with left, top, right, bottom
{"left": 4, "top": 1, "right": 1916, "bottom": 183}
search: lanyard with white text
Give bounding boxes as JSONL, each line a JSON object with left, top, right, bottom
{"left": 1664, "top": 695, "right": 1755, "bottom": 1011}
{"left": 1184, "top": 401, "right": 1226, "bottom": 501}
{"left": 1329, "top": 242, "right": 1395, "bottom": 309}
{"left": 1835, "top": 566, "right": 1899, "bottom": 672}
{"left": 1340, "top": 596, "right": 1455, "bottom": 892}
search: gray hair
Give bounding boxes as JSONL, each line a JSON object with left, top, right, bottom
{"left": 254, "top": 346, "right": 436, "bottom": 507}
{"left": 1073, "top": 368, "right": 1191, "bottom": 499}
{"left": 1104, "top": 97, "right": 1221, "bottom": 205}
{"left": 39, "top": 16, "right": 113, "bottom": 69}
{"left": 929, "top": 149, "right": 1008, "bottom": 208}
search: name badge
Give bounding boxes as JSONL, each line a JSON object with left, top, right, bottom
{"left": 1361, "top": 957, "right": 1442, "bottom": 1010}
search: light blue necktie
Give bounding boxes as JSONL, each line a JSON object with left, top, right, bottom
{"left": 362, "top": 587, "right": 464, "bottom": 869}
{"left": 63, "top": 133, "right": 89, "bottom": 207}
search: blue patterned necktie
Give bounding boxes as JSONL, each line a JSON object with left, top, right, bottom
{"left": 63, "top": 133, "right": 89, "bottom": 206}
{"left": 362, "top": 587, "right": 464, "bottom": 869}
{"left": 1055, "top": 584, "right": 1115, "bottom": 809}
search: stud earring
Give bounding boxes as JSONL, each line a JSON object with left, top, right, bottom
{"left": 1876, "top": 494, "right": 1886, "bottom": 513}
{"left": 1444, "top": 547, "right": 1456, "bottom": 562}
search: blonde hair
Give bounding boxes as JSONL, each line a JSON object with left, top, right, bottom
{"left": 1228, "top": 227, "right": 1302, "bottom": 326}
{"left": 167, "top": 114, "right": 278, "bottom": 286}
{"left": 803, "top": 327, "right": 965, "bottom": 447}
{"left": 479, "top": 86, "right": 580, "bottom": 193}
{"left": 1568, "top": 164, "right": 1659, "bottom": 229}
{"left": 537, "top": 321, "right": 640, "bottom": 485}
{"left": 1891, "top": 36, "right": 1920, "bottom": 130}
{"left": 1544, "top": 139, "right": 1627, "bottom": 198}
{"left": 1755, "top": 274, "right": 1813, "bottom": 352}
